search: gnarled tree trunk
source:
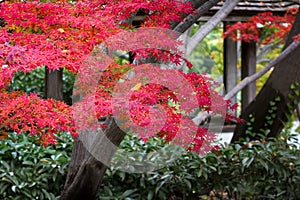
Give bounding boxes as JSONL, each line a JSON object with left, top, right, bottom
{"left": 60, "top": 1, "right": 223, "bottom": 198}
{"left": 60, "top": 118, "right": 126, "bottom": 200}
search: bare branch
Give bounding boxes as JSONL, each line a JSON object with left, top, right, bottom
{"left": 192, "top": 111, "right": 212, "bottom": 126}
{"left": 257, "top": 42, "right": 282, "bottom": 61}
{"left": 186, "top": 0, "right": 239, "bottom": 56}
{"left": 257, "top": 58, "right": 271, "bottom": 64}
{"left": 224, "top": 40, "right": 300, "bottom": 100}
{"left": 173, "top": 0, "right": 221, "bottom": 33}
{"left": 193, "top": 41, "right": 300, "bottom": 125}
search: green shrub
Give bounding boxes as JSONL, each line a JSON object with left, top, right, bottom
{"left": 1, "top": 132, "right": 300, "bottom": 199}
{"left": 0, "top": 132, "right": 73, "bottom": 200}
{"left": 99, "top": 134, "right": 300, "bottom": 200}
{"left": 10, "top": 67, "right": 45, "bottom": 97}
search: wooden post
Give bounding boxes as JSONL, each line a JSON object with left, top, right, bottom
{"left": 296, "top": 103, "right": 300, "bottom": 121}
{"left": 241, "top": 41, "right": 256, "bottom": 112}
{"left": 45, "top": 67, "right": 63, "bottom": 101}
{"left": 223, "top": 22, "right": 238, "bottom": 112}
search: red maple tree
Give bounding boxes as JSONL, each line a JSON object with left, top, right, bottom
{"left": 0, "top": 0, "right": 237, "bottom": 152}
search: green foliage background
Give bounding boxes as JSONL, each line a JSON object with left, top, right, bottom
{"left": 9, "top": 67, "right": 75, "bottom": 105}
{"left": 1, "top": 132, "right": 300, "bottom": 200}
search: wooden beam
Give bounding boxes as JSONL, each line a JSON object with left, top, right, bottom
{"left": 223, "top": 22, "right": 238, "bottom": 111}
{"left": 45, "top": 67, "right": 63, "bottom": 101}
{"left": 199, "top": 16, "right": 250, "bottom": 22}
{"left": 241, "top": 41, "right": 256, "bottom": 112}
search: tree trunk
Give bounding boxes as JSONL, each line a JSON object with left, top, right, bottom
{"left": 60, "top": 118, "right": 126, "bottom": 200}
{"left": 45, "top": 68, "right": 63, "bottom": 100}
{"left": 232, "top": 10, "right": 300, "bottom": 142}
{"left": 59, "top": 1, "right": 231, "bottom": 198}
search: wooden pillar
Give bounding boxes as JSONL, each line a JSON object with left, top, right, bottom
{"left": 296, "top": 103, "right": 300, "bottom": 121}
{"left": 223, "top": 22, "right": 238, "bottom": 110}
{"left": 241, "top": 41, "right": 256, "bottom": 112}
{"left": 45, "top": 67, "right": 63, "bottom": 101}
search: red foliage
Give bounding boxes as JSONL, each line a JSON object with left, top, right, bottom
{"left": 293, "top": 34, "right": 300, "bottom": 42}
{"left": 92, "top": 62, "right": 239, "bottom": 151}
{"left": 0, "top": 0, "right": 237, "bottom": 152}
{"left": 0, "top": 91, "right": 77, "bottom": 145}
{"left": 223, "top": 8, "right": 298, "bottom": 44}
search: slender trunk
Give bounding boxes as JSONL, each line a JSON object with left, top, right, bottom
{"left": 232, "top": 10, "right": 300, "bottom": 142}
{"left": 45, "top": 68, "right": 63, "bottom": 100}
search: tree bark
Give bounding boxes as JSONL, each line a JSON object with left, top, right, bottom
{"left": 173, "top": 0, "right": 221, "bottom": 33}
{"left": 60, "top": 118, "right": 126, "bottom": 200}
{"left": 45, "top": 68, "right": 63, "bottom": 101}
{"left": 232, "top": 10, "right": 300, "bottom": 142}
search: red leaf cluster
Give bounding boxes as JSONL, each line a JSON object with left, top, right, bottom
{"left": 0, "top": 0, "right": 238, "bottom": 151}
{"left": 92, "top": 63, "right": 239, "bottom": 152}
{"left": 223, "top": 8, "right": 298, "bottom": 44}
{"left": 0, "top": 91, "right": 77, "bottom": 146}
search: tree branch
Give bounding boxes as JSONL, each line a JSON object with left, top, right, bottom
{"left": 224, "top": 40, "right": 300, "bottom": 100}
{"left": 173, "top": 0, "right": 221, "bottom": 33}
{"left": 186, "top": 0, "right": 239, "bottom": 56}
{"left": 257, "top": 42, "right": 282, "bottom": 61}
{"left": 192, "top": 111, "right": 212, "bottom": 126}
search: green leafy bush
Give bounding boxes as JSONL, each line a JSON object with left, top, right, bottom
{"left": 1, "top": 132, "right": 300, "bottom": 199}
{"left": 10, "top": 67, "right": 45, "bottom": 96}
{"left": 0, "top": 132, "right": 73, "bottom": 200}
{"left": 99, "top": 134, "right": 300, "bottom": 200}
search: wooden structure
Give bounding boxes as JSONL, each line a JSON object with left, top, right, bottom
{"left": 201, "top": 0, "right": 298, "bottom": 112}
{"left": 200, "top": 0, "right": 298, "bottom": 22}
